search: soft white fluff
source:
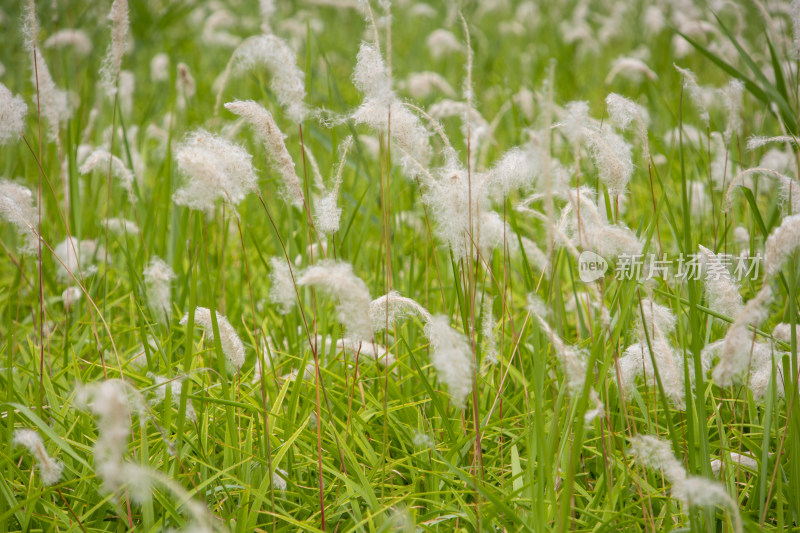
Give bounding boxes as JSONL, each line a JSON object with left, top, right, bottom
{"left": 426, "top": 29, "right": 463, "bottom": 59}
{"left": 269, "top": 257, "right": 296, "bottom": 315}
{"left": 225, "top": 100, "right": 304, "bottom": 208}
{"left": 369, "top": 290, "right": 433, "bottom": 333}
{"left": 152, "top": 375, "right": 196, "bottom": 422}
{"left": 143, "top": 257, "right": 175, "bottom": 324}
{"left": 616, "top": 299, "right": 686, "bottom": 408}
{"left": 0, "top": 83, "right": 28, "bottom": 144}
{"left": 53, "top": 237, "right": 103, "bottom": 281}
{"left": 105, "top": 218, "right": 140, "bottom": 236}
{"left": 712, "top": 286, "right": 774, "bottom": 387}
{"left": 173, "top": 129, "right": 258, "bottom": 213}
{"left": 75, "top": 380, "right": 146, "bottom": 498}
{"left": 0, "top": 180, "right": 38, "bottom": 254}
{"left": 100, "top": 0, "right": 130, "bottom": 96}
{"left": 314, "top": 136, "right": 352, "bottom": 234}
{"left": 698, "top": 245, "right": 743, "bottom": 318}
{"left": 217, "top": 34, "right": 307, "bottom": 122}
{"left": 674, "top": 65, "right": 711, "bottom": 127}
{"left": 44, "top": 29, "right": 92, "bottom": 55}
{"left": 13, "top": 429, "right": 63, "bottom": 485}
{"left": 605, "top": 57, "right": 657, "bottom": 84}
{"left": 181, "top": 307, "right": 246, "bottom": 370}
{"left": 61, "top": 286, "right": 82, "bottom": 308}
{"left": 424, "top": 316, "right": 474, "bottom": 408}
{"left": 23, "top": 4, "right": 71, "bottom": 140}
{"left": 150, "top": 53, "right": 170, "bottom": 82}
{"left": 630, "top": 434, "right": 741, "bottom": 533}
{"left": 351, "top": 42, "right": 432, "bottom": 175}
{"left": 403, "top": 71, "right": 457, "bottom": 99}
{"left": 764, "top": 213, "right": 800, "bottom": 278}
{"left": 710, "top": 452, "right": 759, "bottom": 475}
{"left": 79, "top": 148, "right": 136, "bottom": 203}
{"left": 297, "top": 260, "right": 373, "bottom": 342}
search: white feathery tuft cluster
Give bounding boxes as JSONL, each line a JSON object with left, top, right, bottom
{"left": 711, "top": 213, "right": 800, "bottom": 389}
{"left": 0, "top": 83, "right": 28, "bottom": 144}
{"left": 764, "top": 213, "right": 800, "bottom": 278}
{"left": 173, "top": 129, "right": 258, "bottom": 213}
{"left": 23, "top": 4, "right": 71, "bottom": 140}
{"left": 773, "top": 322, "right": 800, "bottom": 344}
{"left": 106, "top": 217, "right": 140, "bottom": 236}
{"left": 44, "top": 29, "right": 93, "bottom": 55}
{"left": 722, "top": 79, "right": 744, "bottom": 144}
{"left": 605, "top": 93, "right": 646, "bottom": 131}
{"left": 79, "top": 148, "right": 135, "bottom": 203}
{"left": 100, "top": 0, "right": 130, "bottom": 96}
{"left": 616, "top": 299, "right": 686, "bottom": 408}
{"left": 297, "top": 260, "right": 373, "bottom": 342}
{"left": 428, "top": 99, "right": 490, "bottom": 161}
{"left": 426, "top": 29, "right": 463, "bottom": 59}
{"left": 483, "top": 147, "right": 538, "bottom": 201}
{"left": 181, "top": 307, "right": 246, "bottom": 371}
{"left": 76, "top": 379, "right": 146, "bottom": 498}
{"left": 225, "top": 100, "right": 304, "bottom": 208}
{"left": 424, "top": 315, "right": 474, "bottom": 408}
{"left": 218, "top": 35, "right": 307, "bottom": 122}
{"left": 556, "top": 187, "right": 643, "bottom": 259}
{"left": 630, "top": 435, "right": 742, "bottom": 533}
{"left": 351, "top": 42, "right": 432, "bottom": 174}
{"left": 369, "top": 290, "right": 433, "bottom": 333}
{"left": 529, "top": 298, "right": 591, "bottom": 394}
{"left": 746, "top": 135, "right": 795, "bottom": 150}
{"left": 53, "top": 237, "right": 103, "bottom": 281}
{"left": 558, "top": 102, "right": 634, "bottom": 196}
{"left": 698, "top": 245, "right": 743, "bottom": 318}
{"left": 712, "top": 286, "right": 774, "bottom": 388}
{"left": 13, "top": 429, "right": 63, "bottom": 485}
{"left": 723, "top": 167, "right": 788, "bottom": 211}
{"left": 605, "top": 92, "right": 650, "bottom": 162}
{"left": 0, "top": 180, "right": 38, "bottom": 254}
{"left": 269, "top": 257, "right": 297, "bottom": 315}
{"left": 481, "top": 297, "right": 498, "bottom": 366}
{"left": 152, "top": 375, "right": 196, "bottom": 422}
{"left": 403, "top": 71, "right": 457, "bottom": 99}
{"left": 583, "top": 124, "right": 633, "bottom": 196}
{"left": 260, "top": 0, "right": 276, "bottom": 33}
{"left": 710, "top": 452, "right": 759, "bottom": 475}
{"left": 62, "top": 286, "right": 82, "bottom": 308}
{"left": 605, "top": 56, "right": 657, "bottom": 84}
{"left": 143, "top": 256, "right": 175, "bottom": 324}
{"left": 314, "top": 136, "right": 352, "bottom": 234}
{"left": 150, "top": 53, "right": 170, "bottom": 82}
{"left": 674, "top": 65, "right": 711, "bottom": 128}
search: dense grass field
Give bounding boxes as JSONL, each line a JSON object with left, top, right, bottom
{"left": 2, "top": 0, "right": 800, "bottom": 531}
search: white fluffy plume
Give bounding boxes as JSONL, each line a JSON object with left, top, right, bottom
{"left": 143, "top": 256, "right": 175, "bottom": 324}
{"left": 424, "top": 316, "right": 474, "bottom": 409}
{"left": 181, "top": 307, "right": 246, "bottom": 371}
{"left": 100, "top": 0, "right": 130, "bottom": 96}
{"left": 297, "top": 260, "right": 373, "bottom": 342}
{"left": 0, "top": 180, "right": 38, "bottom": 254}
{"left": 216, "top": 34, "right": 307, "bottom": 122}
{"left": 225, "top": 100, "right": 305, "bottom": 208}
{"left": 13, "top": 429, "right": 63, "bottom": 486}
{"left": 0, "top": 83, "right": 27, "bottom": 144}
{"left": 173, "top": 129, "right": 258, "bottom": 213}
